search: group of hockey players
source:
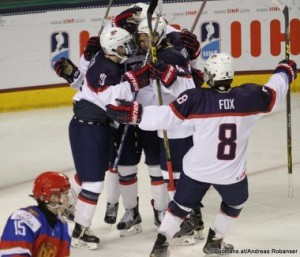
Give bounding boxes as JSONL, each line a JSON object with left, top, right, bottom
{"left": 53, "top": 1, "right": 205, "bottom": 251}
{"left": 0, "top": 1, "right": 297, "bottom": 257}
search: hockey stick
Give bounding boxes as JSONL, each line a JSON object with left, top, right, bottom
{"left": 190, "top": 0, "right": 207, "bottom": 33}
{"left": 269, "top": 0, "right": 293, "bottom": 197}
{"left": 111, "top": 1, "right": 163, "bottom": 173}
{"left": 282, "top": 5, "right": 293, "bottom": 198}
{"left": 148, "top": 0, "right": 176, "bottom": 192}
{"left": 98, "top": 0, "right": 114, "bottom": 36}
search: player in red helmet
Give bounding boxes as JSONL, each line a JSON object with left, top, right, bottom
{"left": 0, "top": 171, "right": 72, "bottom": 257}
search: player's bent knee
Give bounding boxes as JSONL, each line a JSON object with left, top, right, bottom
{"left": 221, "top": 201, "right": 246, "bottom": 217}
{"left": 168, "top": 200, "right": 192, "bottom": 219}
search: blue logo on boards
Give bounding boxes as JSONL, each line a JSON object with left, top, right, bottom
{"left": 50, "top": 32, "right": 69, "bottom": 68}
{"left": 200, "top": 22, "right": 220, "bottom": 60}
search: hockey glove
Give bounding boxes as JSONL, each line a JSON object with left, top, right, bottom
{"left": 54, "top": 57, "right": 80, "bottom": 84}
{"left": 83, "top": 36, "right": 101, "bottom": 61}
{"left": 149, "top": 61, "right": 177, "bottom": 88}
{"left": 191, "top": 68, "right": 204, "bottom": 88}
{"left": 180, "top": 29, "right": 201, "bottom": 60}
{"left": 106, "top": 99, "right": 142, "bottom": 124}
{"left": 274, "top": 59, "right": 297, "bottom": 84}
{"left": 113, "top": 6, "right": 143, "bottom": 34}
{"left": 123, "top": 65, "right": 150, "bottom": 92}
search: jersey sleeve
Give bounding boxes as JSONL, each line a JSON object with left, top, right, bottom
{"left": 169, "top": 88, "right": 199, "bottom": 119}
{"left": 264, "top": 72, "right": 289, "bottom": 112}
{"left": 138, "top": 87, "right": 198, "bottom": 131}
{"left": 138, "top": 105, "right": 184, "bottom": 131}
{"left": 0, "top": 209, "right": 41, "bottom": 256}
{"left": 69, "top": 55, "right": 88, "bottom": 90}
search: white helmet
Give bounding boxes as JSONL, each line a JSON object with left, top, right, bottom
{"left": 100, "top": 27, "right": 135, "bottom": 63}
{"left": 204, "top": 52, "right": 234, "bottom": 88}
{"left": 138, "top": 17, "right": 167, "bottom": 45}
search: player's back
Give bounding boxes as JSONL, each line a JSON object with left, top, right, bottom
{"left": 173, "top": 84, "right": 276, "bottom": 184}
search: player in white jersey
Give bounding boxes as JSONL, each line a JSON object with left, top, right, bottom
{"left": 54, "top": 25, "right": 152, "bottom": 248}
{"left": 105, "top": 52, "right": 297, "bottom": 256}
{"left": 136, "top": 16, "right": 204, "bottom": 244}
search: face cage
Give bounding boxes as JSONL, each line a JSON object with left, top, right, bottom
{"left": 136, "top": 33, "right": 150, "bottom": 54}
{"left": 46, "top": 190, "right": 71, "bottom": 211}
{"left": 204, "top": 68, "right": 215, "bottom": 87}
{"left": 114, "top": 39, "right": 137, "bottom": 63}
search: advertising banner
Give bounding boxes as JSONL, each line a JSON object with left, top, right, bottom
{"left": 0, "top": 0, "right": 299, "bottom": 90}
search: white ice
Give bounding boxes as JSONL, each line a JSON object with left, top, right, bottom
{"left": 1, "top": 94, "right": 300, "bottom": 257}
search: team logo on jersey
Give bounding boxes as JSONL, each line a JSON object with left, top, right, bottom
{"left": 50, "top": 32, "right": 69, "bottom": 68}
{"left": 200, "top": 22, "right": 220, "bottom": 60}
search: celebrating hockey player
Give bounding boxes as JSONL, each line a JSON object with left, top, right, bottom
{"left": 54, "top": 24, "right": 149, "bottom": 248}
{"left": 105, "top": 53, "right": 297, "bottom": 256}
{"left": 0, "top": 171, "right": 72, "bottom": 257}
{"left": 135, "top": 16, "right": 204, "bottom": 244}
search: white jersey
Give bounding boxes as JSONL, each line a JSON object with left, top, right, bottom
{"left": 139, "top": 72, "right": 289, "bottom": 184}
{"left": 73, "top": 52, "right": 134, "bottom": 110}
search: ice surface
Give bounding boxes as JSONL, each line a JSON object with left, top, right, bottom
{"left": 1, "top": 94, "right": 300, "bottom": 257}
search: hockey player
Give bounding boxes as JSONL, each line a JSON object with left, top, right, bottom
{"left": 54, "top": 26, "right": 151, "bottom": 248}
{"left": 108, "top": 4, "right": 203, "bottom": 234}
{"left": 105, "top": 53, "right": 297, "bottom": 256}
{"left": 136, "top": 16, "right": 204, "bottom": 244}
{"left": 0, "top": 171, "right": 71, "bottom": 257}
{"left": 54, "top": 4, "right": 145, "bottom": 229}
{"left": 107, "top": 3, "right": 169, "bottom": 234}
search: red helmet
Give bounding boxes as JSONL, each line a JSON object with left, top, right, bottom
{"left": 32, "top": 171, "right": 70, "bottom": 203}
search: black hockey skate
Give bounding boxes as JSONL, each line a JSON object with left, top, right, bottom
{"left": 190, "top": 208, "right": 204, "bottom": 239}
{"left": 117, "top": 202, "right": 142, "bottom": 237}
{"left": 170, "top": 217, "right": 196, "bottom": 245}
{"left": 151, "top": 199, "right": 165, "bottom": 226}
{"left": 104, "top": 202, "right": 119, "bottom": 224}
{"left": 71, "top": 222, "right": 100, "bottom": 249}
{"left": 203, "top": 228, "right": 234, "bottom": 255}
{"left": 150, "top": 233, "right": 169, "bottom": 257}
